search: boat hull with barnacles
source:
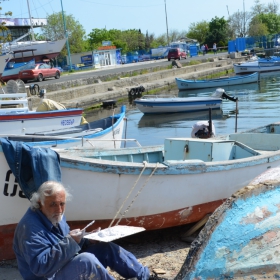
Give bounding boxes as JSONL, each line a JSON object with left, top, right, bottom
{"left": 2, "top": 131, "right": 280, "bottom": 259}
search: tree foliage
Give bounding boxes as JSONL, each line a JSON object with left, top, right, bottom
{"left": 0, "top": 5, "right": 12, "bottom": 51}
{"left": 228, "top": 11, "right": 252, "bottom": 38}
{"left": 87, "top": 28, "right": 146, "bottom": 53}
{"left": 40, "top": 12, "right": 87, "bottom": 56}
{"left": 248, "top": 16, "right": 269, "bottom": 36}
{"left": 255, "top": 13, "right": 280, "bottom": 34}
{"left": 205, "top": 17, "right": 229, "bottom": 46}
{"left": 186, "top": 21, "right": 209, "bottom": 43}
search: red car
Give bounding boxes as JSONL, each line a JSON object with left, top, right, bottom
{"left": 167, "top": 48, "right": 187, "bottom": 61}
{"left": 19, "top": 63, "right": 61, "bottom": 82}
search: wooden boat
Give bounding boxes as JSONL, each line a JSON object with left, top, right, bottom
{"left": 177, "top": 166, "right": 280, "bottom": 279}
{"left": 134, "top": 95, "right": 222, "bottom": 114}
{"left": 0, "top": 93, "right": 83, "bottom": 134}
{"left": 1, "top": 133, "right": 280, "bottom": 260}
{"left": 233, "top": 56, "right": 280, "bottom": 74}
{"left": 134, "top": 90, "right": 236, "bottom": 114}
{"left": 3, "top": 105, "right": 126, "bottom": 149}
{"left": 175, "top": 72, "right": 259, "bottom": 90}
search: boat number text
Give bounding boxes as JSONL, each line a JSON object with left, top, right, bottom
{"left": 113, "top": 128, "right": 120, "bottom": 136}
{"left": 3, "top": 170, "right": 26, "bottom": 198}
{"left": 61, "top": 119, "right": 75, "bottom": 126}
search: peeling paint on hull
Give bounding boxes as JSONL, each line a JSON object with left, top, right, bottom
{"left": 177, "top": 166, "right": 280, "bottom": 280}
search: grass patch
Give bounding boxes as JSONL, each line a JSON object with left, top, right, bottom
{"left": 188, "top": 60, "right": 201, "bottom": 66}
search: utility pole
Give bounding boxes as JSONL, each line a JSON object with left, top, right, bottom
{"left": 226, "top": 5, "right": 230, "bottom": 17}
{"left": 243, "top": 0, "right": 246, "bottom": 37}
{"left": 164, "top": 0, "right": 169, "bottom": 46}
{"left": 60, "top": 0, "right": 72, "bottom": 70}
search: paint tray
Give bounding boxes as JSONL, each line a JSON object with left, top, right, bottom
{"left": 84, "top": 225, "right": 145, "bottom": 242}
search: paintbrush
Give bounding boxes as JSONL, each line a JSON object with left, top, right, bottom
{"left": 82, "top": 220, "right": 95, "bottom": 232}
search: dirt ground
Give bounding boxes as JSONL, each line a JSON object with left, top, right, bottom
{"left": 109, "top": 225, "right": 194, "bottom": 280}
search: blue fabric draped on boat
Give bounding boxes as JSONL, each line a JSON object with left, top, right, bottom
{"left": 1, "top": 138, "right": 61, "bottom": 200}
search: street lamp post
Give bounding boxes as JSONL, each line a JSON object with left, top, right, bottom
{"left": 164, "top": 0, "right": 169, "bottom": 46}
{"left": 60, "top": 0, "right": 72, "bottom": 70}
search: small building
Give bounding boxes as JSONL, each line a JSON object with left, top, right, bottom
{"left": 67, "top": 42, "right": 122, "bottom": 68}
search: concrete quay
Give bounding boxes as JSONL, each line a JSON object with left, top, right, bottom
{"left": 29, "top": 55, "right": 240, "bottom": 110}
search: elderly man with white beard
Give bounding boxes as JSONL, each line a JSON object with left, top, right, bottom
{"left": 13, "top": 181, "right": 151, "bottom": 280}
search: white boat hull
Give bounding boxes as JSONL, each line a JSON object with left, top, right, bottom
{"left": 134, "top": 97, "right": 222, "bottom": 114}
{"left": 233, "top": 61, "right": 280, "bottom": 74}
{"left": 1, "top": 136, "right": 280, "bottom": 259}
{"left": 4, "top": 106, "right": 126, "bottom": 149}
{"left": 0, "top": 109, "right": 83, "bottom": 135}
{"left": 2, "top": 39, "right": 67, "bottom": 63}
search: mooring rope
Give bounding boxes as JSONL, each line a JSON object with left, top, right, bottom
{"left": 114, "top": 162, "right": 159, "bottom": 226}
{"left": 108, "top": 161, "right": 159, "bottom": 228}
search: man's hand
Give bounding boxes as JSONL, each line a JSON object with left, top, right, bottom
{"left": 69, "top": 229, "right": 84, "bottom": 243}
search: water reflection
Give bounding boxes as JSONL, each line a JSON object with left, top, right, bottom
{"left": 138, "top": 109, "right": 226, "bottom": 128}
{"left": 85, "top": 72, "right": 280, "bottom": 146}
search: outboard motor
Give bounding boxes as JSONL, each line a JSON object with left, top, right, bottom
{"left": 212, "top": 88, "right": 238, "bottom": 102}
{"left": 191, "top": 108, "right": 215, "bottom": 139}
{"left": 39, "top": 88, "right": 47, "bottom": 98}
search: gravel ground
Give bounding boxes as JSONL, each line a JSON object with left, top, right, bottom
{"left": 0, "top": 225, "right": 194, "bottom": 280}
{"left": 110, "top": 225, "right": 194, "bottom": 279}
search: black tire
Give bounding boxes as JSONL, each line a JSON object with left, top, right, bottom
{"left": 55, "top": 71, "right": 60, "bottom": 79}
{"left": 168, "top": 59, "right": 170, "bottom": 61}
{"left": 37, "top": 74, "right": 43, "bottom": 82}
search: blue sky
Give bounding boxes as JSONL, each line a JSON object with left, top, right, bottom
{"left": 2, "top": 0, "right": 260, "bottom": 37}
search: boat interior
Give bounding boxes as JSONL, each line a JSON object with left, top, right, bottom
{"left": 228, "top": 131, "right": 280, "bottom": 151}
{"left": 3, "top": 116, "right": 119, "bottom": 143}
{"left": 63, "top": 138, "right": 261, "bottom": 164}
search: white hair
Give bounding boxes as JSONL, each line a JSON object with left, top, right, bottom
{"left": 30, "top": 181, "right": 72, "bottom": 210}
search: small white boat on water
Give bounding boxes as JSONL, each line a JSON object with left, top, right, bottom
{"left": 0, "top": 92, "right": 83, "bottom": 134}
{"left": 134, "top": 89, "right": 236, "bottom": 114}
{"left": 175, "top": 72, "right": 259, "bottom": 90}
{"left": 1, "top": 129, "right": 280, "bottom": 260}
{"left": 234, "top": 56, "right": 280, "bottom": 74}
{"left": 3, "top": 105, "right": 126, "bottom": 149}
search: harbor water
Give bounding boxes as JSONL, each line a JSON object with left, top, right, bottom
{"left": 85, "top": 71, "right": 280, "bottom": 147}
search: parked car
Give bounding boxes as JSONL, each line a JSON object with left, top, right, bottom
{"left": 167, "top": 48, "right": 187, "bottom": 61}
{"left": 19, "top": 63, "right": 61, "bottom": 82}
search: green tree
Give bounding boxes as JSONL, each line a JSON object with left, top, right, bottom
{"left": 248, "top": 16, "right": 269, "bottom": 36}
{"left": 256, "top": 13, "right": 280, "bottom": 34}
{"left": 186, "top": 20, "right": 209, "bottom": 44}
{"left": 0, "top": 5, "right": 12, "bottom": 52}
{"left": 40, "top": 12, "right": 87, "bottom": 56}
{"left": 87, "top": 28, "right": 111, "bottom": 50}
{"left": 205, "top": 16, "right": 229, "bottom": 46}
{"left": 150, "top": 34, "right": 167, "bottom": 48}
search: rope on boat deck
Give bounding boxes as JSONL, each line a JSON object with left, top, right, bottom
{"left": 108, "top": 161, "right": 159, "bottom": 228}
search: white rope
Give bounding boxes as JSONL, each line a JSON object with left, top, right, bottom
{"left": 114, "top": 162, "right": 159, "bottom": 226}
{"left": 108, "top": 161, "right": 148, "bottom": 228}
